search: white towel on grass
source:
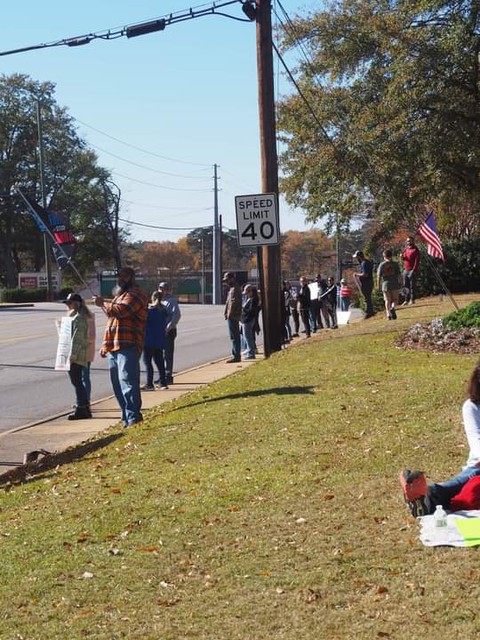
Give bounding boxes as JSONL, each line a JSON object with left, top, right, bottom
{"left": 419, "top": 510, "right": 480, "bottom": 547}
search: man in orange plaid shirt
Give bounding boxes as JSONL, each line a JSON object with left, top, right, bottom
{"left": 93, "top": 267, "right": 148, "bottom": 427}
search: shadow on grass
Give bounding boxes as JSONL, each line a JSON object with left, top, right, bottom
{"left": 0, "top": 431, "right": 124, "bottom": 487}
{"left": 171, "top": 385, "right": 316, "bottom": 411}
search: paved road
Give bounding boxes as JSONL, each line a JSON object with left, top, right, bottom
{"left": 0, "top": 302, "right": 241, "bottom": 433}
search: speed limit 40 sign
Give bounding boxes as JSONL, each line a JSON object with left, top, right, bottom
{"left": 235, "top": 193, "right": 280, "bottom": 247}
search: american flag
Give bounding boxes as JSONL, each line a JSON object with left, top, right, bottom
{"left": 417, "top": 211, "right": 444, "bottom": 261}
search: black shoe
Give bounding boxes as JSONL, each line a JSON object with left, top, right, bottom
{"left": 226, "top": 358, "right": 241, "bottom": 363}
{"left": 390, "top": 308, "right": 397, "bottom": 320}
{"left": 68, "top": 408, "right": 91, "bottom": 421}
{"left": 406, "top": 495, "right": 431, "bottom": 518}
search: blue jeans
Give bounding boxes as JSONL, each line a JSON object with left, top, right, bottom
{"left": 68, "top": 362, "right": 88, "bottom": 408}
{"left": 284, "top": 315, "right": 292, "bottom": 340}
{"left": 429, "top": 465, "right": 480, "bottom": 508}
{"left": 227, "top": 318, "right": 241, "bottom": 360}
{"left": 341, "top": 297, "right": 350, "bottom": 312}
{"left": 107, "top": 347, "right": 142, "bottom": 427}
{"left": 403, "top": 270, "right": 417, "bottom": 303}
{"left": 241, "top": 320, "right": 256, "bottom": 358}
{"left": 81, "top": 363, "right": 91, "bottom": 405}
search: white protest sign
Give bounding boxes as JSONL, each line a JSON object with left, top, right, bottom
{"left": 54, "top": 316, "right": 72, "bottom": 371}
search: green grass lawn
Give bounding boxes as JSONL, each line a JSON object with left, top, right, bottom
{"left": 1, "top": 295, "right": 479, "bottom": 639}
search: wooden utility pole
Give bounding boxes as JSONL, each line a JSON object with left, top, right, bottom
{"left": 256, "top": 0, "right": 283, "bottom": 356}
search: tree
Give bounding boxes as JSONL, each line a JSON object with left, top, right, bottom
{"left": 186, "top": 227, "right": 213, "bottom": 271}
{"left": 0, "top": 74, "right": 127, "bottom": 287}
{"left": 186, "top": 226, "right": 255, "bottom": 274}
{"left": 277, "top": 0, "right": 480, "bottom": 236}
{"left": 281, "top": 229, "right": 333, "bottom": 277}
{"left": 74, "top": 178, "right": 128, "bottom": 274}
{"left": 135, "top": 241, "right": 193, "bottom": 279}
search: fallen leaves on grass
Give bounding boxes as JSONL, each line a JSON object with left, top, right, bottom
{"left": 301, "top": 588, "right": 321, "bottom": 603}
{"left": 157, "top": 598, "right": 180, "bottom": 607}
{"left": 136, "top": 545, "right": 160, "bottom": 554}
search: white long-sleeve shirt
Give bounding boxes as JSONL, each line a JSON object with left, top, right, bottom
{"left": 463, "top": 399, "right": 480, "bottom": 467}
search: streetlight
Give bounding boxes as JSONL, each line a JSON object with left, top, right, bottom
{"left": 36, "top": 98, "right": 53, "bottom": 301}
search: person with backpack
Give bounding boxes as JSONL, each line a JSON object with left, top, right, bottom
{"left": 377, "top": 248, "right": 402, "bottom": 320}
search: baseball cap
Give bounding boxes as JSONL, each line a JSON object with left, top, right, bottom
{"left": 222, "top": 271, "right": 235, "bottom": 281}
{"left": 62, "top": 293, "right": 83, "bottom": 304}
{"left": 353, "top": 250, "right": 363, "bottom": 258}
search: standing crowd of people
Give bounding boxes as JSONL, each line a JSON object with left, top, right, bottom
{"left": 281, "top": 274, "right": 340, "bottom": 341}
{"left": 57, "top": 235, "right": 420, "bottom": 425}
{"left": 58, "top": 268, "right": 182, "bottom": 427}
{"left": 278, "top": 235, "right": 421, "bottom": 337}
{"left": 223, "top": 271, "right": 260, "bottom": 362}
{"left": 352, "top": 236, "right": 421, "bottom": 321}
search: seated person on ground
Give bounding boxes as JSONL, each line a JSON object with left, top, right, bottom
{"left": 400, "top": 363, "right": 480, "bottom": 517}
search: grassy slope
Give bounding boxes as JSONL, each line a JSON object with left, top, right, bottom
{"left": 1, "top": 296, "right": 479, "bottom": 640}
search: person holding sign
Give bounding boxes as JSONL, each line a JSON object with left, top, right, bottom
{"left": 60, "top": 293, "right": 91, "bottom": 421}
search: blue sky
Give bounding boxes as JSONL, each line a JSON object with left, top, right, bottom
{"left": 1, "top": 0, "right": 322, "bottom": 242}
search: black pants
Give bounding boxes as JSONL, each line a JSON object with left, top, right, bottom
{"left": 165, "top": 328, "right": 177, "bottom": 382}
{"left": 362, "top": 284, "right": 374, "bottom": 317}
{"left": 143, "top": 347, "right": 166, "bottom": 386}
{"left": 300, "top": 308, "right": 311, "bottom": 336}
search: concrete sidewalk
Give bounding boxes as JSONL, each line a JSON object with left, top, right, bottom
{"left": 0, "top": 356, "right": 259, "bottom": 476}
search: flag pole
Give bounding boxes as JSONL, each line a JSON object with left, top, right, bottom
{"left": 422, "top": 249, "right": 459, "bottom": 311}
{"left": 16, "top": 188, "right": 96, "bottom": 298}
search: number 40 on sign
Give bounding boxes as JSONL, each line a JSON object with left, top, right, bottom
{"left": 235, "top": 193, "right": 280, "bottom": 247}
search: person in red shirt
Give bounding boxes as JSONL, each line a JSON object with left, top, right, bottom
{"left": 340, "top": 279, "right": 353, "bottom": 311}
{"left": 401, "top": 236, "right": 420, "bottom": 305}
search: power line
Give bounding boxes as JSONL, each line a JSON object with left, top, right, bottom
{"left": 75, "top": 117, "right": 212, "bottom": 167}
{"left": 0, "top": 0, "right": 249, "bottom": 58}
{"left": 88, "top": 142, "right": 212, "bottom": 180}
{"left": 122, "top": 198, "right": 211, "bottom": 213}
{"left": 113, "top": 170, "right": 211, "bottom": 192}
{"left": 119, "top": 216, "right": 211, "bottom": 231}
